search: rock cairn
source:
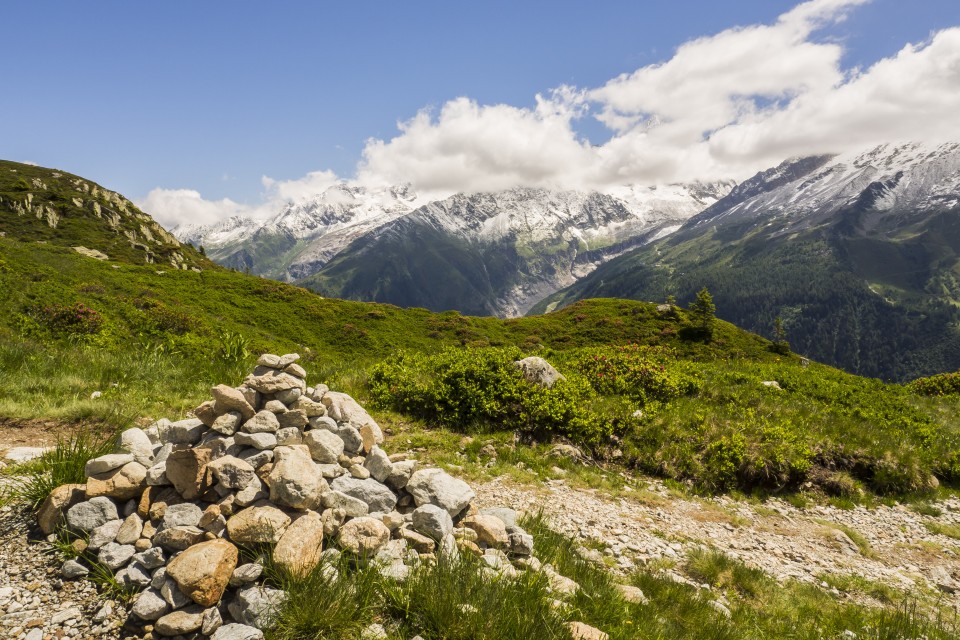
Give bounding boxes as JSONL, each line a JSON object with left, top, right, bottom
{"left": 36, "top": 354, "right": 536, "bottom": 639}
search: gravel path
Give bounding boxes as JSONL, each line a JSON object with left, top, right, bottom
{"left": 474, "top": 475, "right": 960, "bottom": 607}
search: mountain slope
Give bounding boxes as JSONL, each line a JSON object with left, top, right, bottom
{"left": 0, "top": 160, "right": 206, "bottom": 270}
{"left": 535, "top": 143, "right": 960, "bottom": 381}
{"left": 300, "top": 184, "right": 729, "bottom": 316}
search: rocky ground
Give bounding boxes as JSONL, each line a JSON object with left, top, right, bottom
{"left": 3, "top": 437, "right": 960, "bottom": 637}
{"left": 474, "top": 475, "right": 960, "bottom": 609}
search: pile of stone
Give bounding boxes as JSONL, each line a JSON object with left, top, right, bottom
{"left": 36, "top": 354, "right": 537, "bottom": 639}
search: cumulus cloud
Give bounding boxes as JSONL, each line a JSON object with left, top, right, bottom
{"left": 146, "top": 0, "right": 960, "bottom": 227}
{"left": 139, "top": 188, "right": 254, "bottom": 229}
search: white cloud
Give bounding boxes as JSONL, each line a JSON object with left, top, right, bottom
{"left": 138, "top": 188, "right": 253, "bottom": 229}
{"left": 145, "top": 0, "right": 960, "bottom": 227}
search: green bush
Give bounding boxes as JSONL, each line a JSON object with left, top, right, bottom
{"left": 369, "top": 347, "right": 616, "bottom": 447}
{"left": 33, "top": 302, "right": 104, "bottom": 337}
{"left": 564, "top": 344, "right": 701, "bottom": 405}
{"left": 908, "top": 371, "right": 960, "bottom": 397}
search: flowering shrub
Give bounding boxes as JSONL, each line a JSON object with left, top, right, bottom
{"left": 37, "top": 302, "right": 104, "bottom": 336}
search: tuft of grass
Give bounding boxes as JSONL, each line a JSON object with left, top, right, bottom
{"left": 924, "top": 521, "right": 960, "bottom": 540}
{"left": 1, "top": 430, "right": 115, "bottom": 509}
{"left": 814, "top": 519, "right": 875, "bottom": 558}
{"left": 910, "top": 502, "right": 944, "bottom": 517}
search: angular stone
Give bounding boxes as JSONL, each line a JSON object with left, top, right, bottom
{"left": 385, "top": 460, "right": 417, "bottom": 490}
{"left": 275, "top": 427, "right": 302, "bottom": 446}
{"left": 349, "top": 463, "right": 371, "bottom": 479}
{"left": 234, "top": 431, "right": 277, "bottom": 450}
{"left": 412, "top": 504, "right": 454, "bottom": 541}
{"left": 116, "top": 562, "right": 152, "bottom": 588}
{"left": 132, "top": 587, "right": 170, "bottom": 621}
{"left": 116, "top": 512, "right": 144, "bottom": 545}
{"left": 212, "top": 411, "right": 243, "bottom": 436}
{"left": 480, "top": 507, "right": 518, "bottom": 528}
{"left": 507, "top": 525, "right": 534, "bottom": 556}
{"left": 278, "top": 353, "right": 300, "bottom": 367}
{"left": 133, "top": 546, "right": 166, "bottom": 570}
{"left": 194, "top": 401, "right": 219, "bottom": 427}
{"left": 283, "top": 362, "right": 306, "bottom": 378}
{"left": 244, "top": 370, "right": 305, "bottom": 394}
{"left": 212, "top": 623, "right": 265, "bottom": 640}
{"left": 617, "top": 584, "right": 648, "bottom": 604}
{"left": 38, "top": 483, "right": 86, "bottom": 535}
{"left": 359, "top": 424, "right": 382, "bottom": 454}
{"left": 207, "top": 455, "right": 257, "bottom": 490}
{"left": 85, "top": 453, "right": 134, "bottom": 476}
{"left": 229, "top": 585, "right": 287, "bottom": 630}
{"left": 304, "top": 428, "right": 344, "bottom": 463}
{"left": 269, "top": 446, "right": 326, "bottom": 510}
{"left": 165, "top": 447, "right": 213, "bottom": 500}
{"left": 98, "top": 542, "right": 136, "bottom": 571}
{"left": 291, "top": 397, "right": 326, "bottom": 417}
{"left": 277, "top": 409, "right": 307, "bottom": 430}
{"left": 321, "top": 491, "right": 369, "bottom": 517}
{"left": 163, "top": 502, "right": 203, "bottom": 528}
{"left": 242, "top": 410, "right": 280, "bottom": 434}
{"left": 308, "top": 416, "right": 338, "bottom": 432}
{"left": 363, "top": 446, "right": 393, "bottom": 482}
{"left": 273, "top": 512, "right": 324, "bottom": 578}
{"left": 85, "top": 461, "right": 147, "bottom": 500}
{"left": 88, "top": 518, "right": 123, "bottom": 550}
{"left": 229, "top": 563, "right": 263, "bottom": 587}
{"left": 202, "top": 606, "right": 223, "bottom": 635}
{"left": 153, "top": 525, "right": 206, "bottom": 551}
{"left": 158, "top": 418, "right": 205, "bottom": 445}
{"left": 463, "top": 514, "right": 509, "bottom": 549}
{"left": 118, "top": 428, "right": 156, "bottom": 467}
{"left": 338, "top": 517, "right": 391, "bottom": 557}
{"left": 406, "top": 468, "right": 475, "bottom": 517}
{"left": 145, "top": 486, "right": 183, "bottom": 520}
{"left": 66, "top": 496, "right": 119, "bottom": 533}
{"left": 166, "top": 539, "right": 239, "bottom": 607}
{"left": 61, "top": 559, "right": 89, "bottom": 579}
{"left": 227, "top": 504, "right": 291, "bottom": 543}
{"left": 400, "top": 528, "right": 436, "bottom": 554}
{"left": 567, "top": 621, "right": 608, "bottom": 640}
{"left": 155, "top": 608, "right": 204, "bottom": 636}
{"left": 257, "top": 354, "right": 281, "bottom": 368}
{"left": 161, "top": 574, "right": 192, "bottom": 608}
{"left": 212, "top": 384, "right": 256, "bottom": 420}
{"left": 321, "top": 392, "right": 381, "bottom": 438}
{"left": 330, "top": 476, "right": 397, "bottom": 513}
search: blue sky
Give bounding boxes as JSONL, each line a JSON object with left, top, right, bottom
{"left": 2, "top": 1, "right": 959, "bottom": 226}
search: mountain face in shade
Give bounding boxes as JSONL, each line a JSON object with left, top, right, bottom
{"left": 534, "top": 142, "right": 960, "bottom": 381}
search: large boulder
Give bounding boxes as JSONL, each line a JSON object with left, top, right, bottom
{"left": 406, "top": 468, "right": 475, "bottom": 517}
{"left": 514, "top": 356, "right": 565, "bottom": 389}
{"left": 166, "top": 539, "right": 239, "bottom": 607}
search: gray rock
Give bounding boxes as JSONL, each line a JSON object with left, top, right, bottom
{"left": 158, "top": 418, "right": 205, "bottom": 445}
{"left": 257, "top": 354, "right": 282, "bottom": 368}
{"left": 507, "top": 525, "right": 534, "bottom": 556}
{"left": 234, "top": 477, "right": 268, "bottom": 507}
{"left": 308, "top": 416, "right": 338, "bottom": 432}
{"left": 330, "top": 476, "right": 397, "bottom": 513}
{"left": 145, "top": 462, "right": 171, "bottom": 486}
{"left": 207, "top": 455, "right": 258, "bottom": 489}
{"left": 211, "top": 384, "right": 256, "bottom": 420}
{"left": 155, "top": 607, "right": 205, "bottom": 635}
{"left": 66, "top": 497, "right": 119, "bottom": 533}
{"left": 212, "top": 411, "right": 243, "bottom": 436}
{"left": 275, "top": 427, "right": 302, "bottom": 446}
{"left": 118, "top": 428, "right": 156, "bottom": 467}
{"left": 406, "top": 468, "right": 475, "bottom": 516}
{"left": 98, "top": 542, "right": 136, "bottom": 571}
{"left": 316, "top": 462, "right": 346, "bottom": 479}
{"left": 132, "top": 587, "right": 170, "bottom": 621}
{"left": 153, "top": 525, "right": 206, "bottom": 551}
{"left": 117, "top": 562, "right": 153, "bottom": 588}
{"left": 337, "top": 425, "right": 363, "bottom": 454}
{"left": 85, "top": 453, "right": 134, "bottom": 476}
{"left": 304, "top": 428, "right": 344, "bottom": 463}
{"left": 88, "top": 518, "right": 123, "bottom": 550}
{"left": 277, "top": 409, "right": 307, "bottom": 430}
{"left": 61, "top": 559, "right": 89, "bottom": 579}
{"left": 202, "top": 606, "right": 224, "bottom": 635}
{"left": 481, "top": 507, "right": 518, "bottom": 528}
{"left": 242, "top": 410, "right": 280, "bottom": 434}
{"left": 229, "top": 562, "right": 264, "bottom": 587}
{"left": 116, "top": 512, "right": 144, "bottom": 545}
{"left": 514, "top": 356, "right": 565, "bottom": 389}
{"left": 133, "top": 546, "right": 166, "bottom": 569}
{"left": 269, "top": 446, "right": 326, "bottom": 509}
{"left": 228, "top": 585, "right": 287, "bottom": 629}
{"left": 238, "top": 447, "right": 274, "bottom": 468}
{"left": 385, "top": 459, "right": 417, "bottom": 489}
{"left": 163, "top": 502, "right": 203, "bottom": 528}
{"left": 321, "top": 491, "right": 369, "bottom": 517}
{"left": 161, "top": 574, "right": 192, "bottom": 609}
{"left": 235, "top": 431, "right": 278, "bottom": 450}
{"left": 364, "top": 446, "right": 393, "bottom": 483}
{"left": 212, "top": 623, "right": 265, "bottom": 640}
{"left": 412, "top": 504, "right": 454, "bottom": 540}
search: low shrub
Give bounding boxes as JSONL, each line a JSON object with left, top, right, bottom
{"left": 908, "top": 371, "right": 960, "bottom": 397}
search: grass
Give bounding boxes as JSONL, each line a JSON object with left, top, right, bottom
{"left": 923, "top": 521, "right": 960, "bottom": 540}
{"left": 813, "top": 519, "right": 875, "bottom": 558}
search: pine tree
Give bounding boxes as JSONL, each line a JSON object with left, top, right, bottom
{"left": 689, "top": 287, "right": 716, "bottom": 340}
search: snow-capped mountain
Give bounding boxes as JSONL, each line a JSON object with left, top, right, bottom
{"left": 175, "top": 181, "right": 731, "bottom": 316}
{"left": 538, "top": 142, "right": 960, "bottom": 381}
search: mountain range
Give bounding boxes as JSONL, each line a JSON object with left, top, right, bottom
{"left": 176, "top": 182, "right": 731, "bottom": 317}
{"left": 537, "top": 142, "right": 960, "bottom": 380}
